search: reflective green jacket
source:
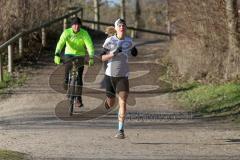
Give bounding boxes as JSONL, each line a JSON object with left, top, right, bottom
{"left": 55, "top": 28, "right": 94, "bottom": 57}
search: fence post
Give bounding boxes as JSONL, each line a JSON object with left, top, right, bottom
{"left": 131, "top": 29, "right": 135, "bottom": 38}
{"left": 19, "top": 37, "right": 23, "bottom": 57}
{"left": 41, "top": 27, "right": 46, "bottom": 47}
{"left": 0, "top": 54, "right": 3, "bottom": 82}
{"left": 8, "top": 45, "right": 13, "bottom": 74}
{"left": 80, "top": 8, "right": 83, "bottom": 19}
{"left": 167, "top": 21, "right": 172, "bottom": 40}
{"left": 63, "top": 18, "right": 67, "bottom": 30}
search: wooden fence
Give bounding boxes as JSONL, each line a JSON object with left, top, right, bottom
{"left": 0, "top": 7, "right": 83, "bottom": 81}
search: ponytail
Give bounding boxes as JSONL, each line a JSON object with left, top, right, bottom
{"left": 105, "top": 26, "right": 116, "bottom": 36}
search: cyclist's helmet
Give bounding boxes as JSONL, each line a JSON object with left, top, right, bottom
{"left": 71, "top": 17, "right": 82, "bottom": 26}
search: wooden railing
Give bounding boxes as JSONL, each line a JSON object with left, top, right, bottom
{"left": 0, "top": 7, "right": 83, "bottom": 81}
{"left": 82, "top": 19, "right": 171, "bottom": 36}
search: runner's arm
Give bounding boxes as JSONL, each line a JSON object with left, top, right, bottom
{"left": 100, "top": 48, "right": 115, "bottom": 62}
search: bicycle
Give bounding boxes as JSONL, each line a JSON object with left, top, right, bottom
{"left": 66, "top": 57, "right": 86, "bottom": 116}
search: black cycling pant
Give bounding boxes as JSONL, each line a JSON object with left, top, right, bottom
{"left": 64, "top": 55, "right": 85, "bottom": 101}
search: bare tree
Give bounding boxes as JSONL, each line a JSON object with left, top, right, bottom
{"left": 225, "top": 0, "right": 240, "bottom": 78}
{"left": 120, "top": 0, "right": 126, "bottom": 20}
{"left": 93, "top": 0, "right": 100, "bottom": 30}
{"left": 131, "top": 0, "right": 141, "bottom": 38}
{"left": 168, "top": 0, "right": 229, "bottom": 82}
{"left": 226, "top": 0, "right": 239, "bottom": 52}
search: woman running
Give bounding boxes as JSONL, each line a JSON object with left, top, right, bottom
{"left": 100, "top": 19, "right": 138, "bottom": 139}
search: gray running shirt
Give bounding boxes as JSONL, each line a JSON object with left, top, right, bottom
{"left": 102, "top": 35, "right": 134, "bottom": 77}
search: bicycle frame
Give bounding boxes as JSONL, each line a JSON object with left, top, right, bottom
{"left": 64, "top": 56, "right": 90, "bottom": 116}
{"left": 67, "top": 59, "right": 79, "bottom": 116}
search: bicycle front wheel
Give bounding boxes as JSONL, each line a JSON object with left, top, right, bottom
{"left": 68, "top": 75, "right": 76, "bottom": 116}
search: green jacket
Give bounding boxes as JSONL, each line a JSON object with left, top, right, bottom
{"left": 55, "top": 28, "right": 94, "bottom": 57}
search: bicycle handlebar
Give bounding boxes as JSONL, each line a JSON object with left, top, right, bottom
{"left": 61, "top": 57, "right": 90, "bottom": 66}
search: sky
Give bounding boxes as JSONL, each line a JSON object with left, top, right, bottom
{"left": 104, "top": 0, "right": 120, "bottom": 6}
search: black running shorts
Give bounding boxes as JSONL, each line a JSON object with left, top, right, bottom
{"left": 105, "top": 75, "right": 129, "bottom": 98}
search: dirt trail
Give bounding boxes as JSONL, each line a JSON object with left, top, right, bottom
{"left": 0, "top": 38, "right": 239, "bottom": 160}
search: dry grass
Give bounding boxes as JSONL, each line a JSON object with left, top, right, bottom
{"left": 167, "top": 0, "right": 240, "bottom": 82}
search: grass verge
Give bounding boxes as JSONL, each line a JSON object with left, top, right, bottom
{"left": 0, "top": 149, "right": 29, "bottom": 160}
{"left": 0, "top": 71, "right": 27, "bottom": 93}
{"left": 176, "top": 82, "right": 240, "bottom": 119}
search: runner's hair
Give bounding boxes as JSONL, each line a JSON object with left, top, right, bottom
{"left": 105, "top": 26, "right": 116, "bottom": 36}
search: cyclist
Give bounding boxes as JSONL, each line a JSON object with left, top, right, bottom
{"left": 54, "top": 17, "right": 95, "bottom": 107}
{"left": 100, "top": 19, "right": 138, "bottom": 139}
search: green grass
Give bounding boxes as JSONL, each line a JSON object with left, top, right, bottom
{"left": 0, "top": 72, "right": 11, "bottom": 89}
{"left": 177, "top": 83, "right": 240, "bottom": 118}
{"left": 0, "top": 71, "right": 27, "bottom": 91}
{"left": 0, "top": 149, "right": 28, "bottom": 160}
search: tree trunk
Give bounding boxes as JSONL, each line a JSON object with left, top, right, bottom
{"left": 93, "top": 0, "right": 100, "bottom": 30}
{"left": 225, "top": 0, "right": 240, "bottom": 79}
{"left": 131, "top": 0, "right": 141, "bottom": 38}
{"left": 0, "top": 54, "right": 3, "bottom": 82}
{"left": 120, "top": 0, "right": 126, "bottom": 20}
{"left": 226, "top": 0, "right": 239, "bottom": 52}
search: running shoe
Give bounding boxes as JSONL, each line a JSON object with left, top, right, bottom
{"left": 104, "top": 99, "right": 111, "bottom": 110}
{"left": 75, "top": 99, "right": 84, "bottom": 108}
{"left": 115, "top": 130, "right": 125, "bottom": 139}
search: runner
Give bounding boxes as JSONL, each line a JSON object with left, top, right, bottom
{"left": 100, "top": 19, "right": 138, "bottom": 139}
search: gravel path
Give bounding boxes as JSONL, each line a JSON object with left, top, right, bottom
{"left": 0, "top": 39, "right": 239, "bottom": 160}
